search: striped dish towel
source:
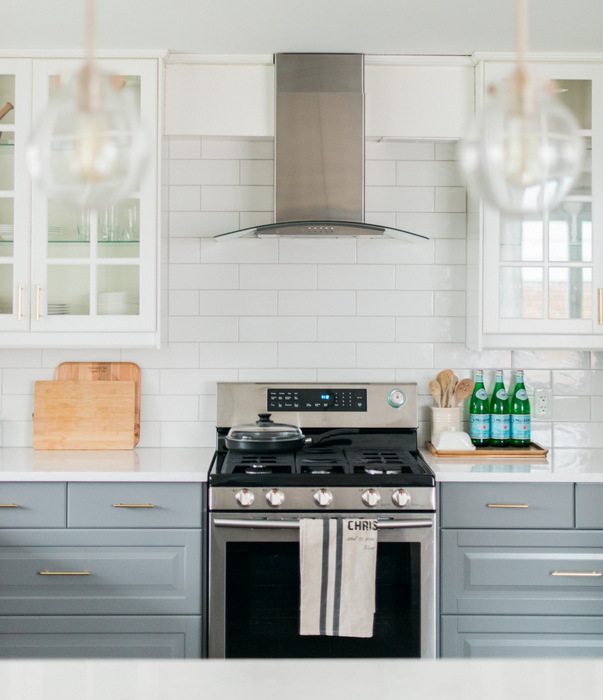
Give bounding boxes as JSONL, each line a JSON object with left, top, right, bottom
{"left": 299, "top": 518, "right": 378, "bottom": 638}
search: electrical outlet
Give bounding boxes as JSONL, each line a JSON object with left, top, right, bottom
{"left": 534, "top": 388, "right": 552, "bottom": 419}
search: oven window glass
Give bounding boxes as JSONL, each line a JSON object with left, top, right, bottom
{"left": 224, "top": 542, "right": 420, "bottom": 658}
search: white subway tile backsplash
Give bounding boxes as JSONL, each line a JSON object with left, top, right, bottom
{"left": 143, "top": 395, "right": 199, "bottom": 422}
{"left": 553, "top": 370, "right": 603, "bottom": 396}
{"left": 366, "top": 161, "right": 396, "bottom": 185}
{"left": 395, "top": 265, "right": 465, "bottom": 291}
{"left": 239, "top": 211, "right": 273, "bottom": 228}
{"left": 199, "top": 342, "right": 277, "bottom": 368}
{"left": 396, "top": 212, "right": 467, "bottom": 239}
{"left": 41, "top": 349, "right": 121, "bottom": 367}
{"left": 168, "top": 317, "right": 239, "bottom": 342}
{"left": 169, "top": 237, "right": 201, "bottom": 264}
{"left": 137, "top": 421, "right": 162, "bottom": 448}
{"left": 317, "top": 368, "right": 396, "bottom": 382}
{"left": 318, "top": 265, "right": 395, "bottom": 290}
{"left": 434, "top": 344, "right": 512, "bottom": 369}
{"left": 356, "top": 238, "right": 434, "bottom": 265}
{"left": 434, "top": 291, "right": 465, "bottom": 317}
{"left": 2, "top": 421, "right": 32, "bottom": 447}
{"left": 199, "top": 290, "right": 278, "bottom": 316}
{"left": 123, "top": 343, "right": 200, "bottom": 370}
{"left": 435, "top": 188, "right": 466, "bottom": 212}
{"left": 356, "top": 291, "right": 433, "bottom": 317}
{"left": 159, "top": 368, "right": 238, "bottom": 395}
{"left": 1, "top": 395, "right": 33, "bottom": 421}
{"left": 512, "top": 350, "right": 590, "bottom": 370}
{"left": 169, "top": 159, "right": 239, "bottom": 186}
{"left": 238, "top": 369, "right": 318, "bottom": 382}
{"left": 161, "top": 421, "right": 215, "bottom": 448}
{"left": 169, "top": 137, "right": 202, "bottom": 160}
{"left": 356, "top": 343, "right": 434, "bottom": 369}
{"left": 279, "top": 291, "right": 356, "bottom": 316}
{"left": 3, "top": 368, "right": 55, "bottom": 394}
{"left": 202, "top": 137, "right": 274, "bottom": 160}
{"left": 169, "top": 186, "right": 201, "bottom": 211}
{"left": 169, "top": 211, "right": 239, "bottom": 237}
{"left": 202, "top": 185, "right": 273, "bottom": 212}
{"left": 396, "top": 161, "right": 464, "bottom": 187}
{"left": 365, "top": 141, "right": 435, "bottom": 160}
{"left": 435, "top": 143, "right": 459, "bottom": 161}
{"left": 240, "top": 160, "right": 274, "bottom": 185}
{"left": 279, "top": 239, "right": 357, "bottom": 264}
{"left": 365, "top": 186, "right": 434, "bottom": 212}
{"left": 169, "top": 264, "right": 238, "bottom": 290}
{"left": 0, "top": 350, "right": 42, "bottom": 368}
{"left": 396, "top": 317, "right": 465, "bottom": 343}
{"left": 435, "top": 239, "right": 466, "bottom": 264}
{"left": 240, "top": 264, "right": 317, "bottom": 290}
{"left": 169, "top": 291, "right": 200, "bottom": 317}
{"left": 240, "top": 317, "right": 317, "bottom": 342}
{"left": 201, "top": 238, "right": 278, "bottom": 264}
{"left": 317, "top": 317, "right": 395, "bottom": 342}
{"left": 554, "top": 396, "right": 590, "bottom": 422}
{"left": 278, "top": 343, "right": 356, "bottom": 369}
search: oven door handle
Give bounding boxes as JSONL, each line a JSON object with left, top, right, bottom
{"left": 212, "top": 518, "right": 433, "bottom": 530}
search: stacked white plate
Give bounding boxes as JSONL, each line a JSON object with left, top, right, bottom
{"left": 48, "top": 303, "right": 70, "bottom": 315}
{"left": 0, "top": 223, "right": 13, "bottom": 240}
{"left": 98, "top": 291, "right": 138, "bottom": 315}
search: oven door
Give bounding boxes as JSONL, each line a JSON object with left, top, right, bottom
{"left": 208, "top": 512, "right": 436, "bottom": 659}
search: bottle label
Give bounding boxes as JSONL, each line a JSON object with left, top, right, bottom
{"left": 496, "top": 389, "right": 508, "bottom": 400}
{"left": 491, "top": 414, "right": 510, "bottom": 440}
{"left": 475, "top": 388, "right": 488, "bottom": 400}
{"left": 515, "top": 389, "right": 528, "bottom": 400}
{"left": 511, "top": 415, "right": 531, "bottom": 440}
{"left": 470, "top": 414, "right": 490, "bottom": 440}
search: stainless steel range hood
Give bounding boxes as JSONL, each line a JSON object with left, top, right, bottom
{"left": 215, "top": 54, "right": 427, "bottom": 241}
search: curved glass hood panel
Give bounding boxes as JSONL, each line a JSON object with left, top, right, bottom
{"left": 213, "top": 220, "right": 429, "bottom": 241}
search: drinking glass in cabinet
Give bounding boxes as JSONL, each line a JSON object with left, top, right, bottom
{"left": 0, "top": 198, "right": 13, "bottom": 258}
{"left": 47, "top": 200, "right": 90, "bottom": 258}
{"left": 98, "top": 199, "right": 140, "bottom": 258}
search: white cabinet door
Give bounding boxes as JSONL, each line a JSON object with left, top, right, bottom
{"left": 364, "top": 61, "right": 474, "bottom": 139}
{"left": 469, "top": 60, "right": 603, "bottom": 349}
{"left": 0, "top": 59, "right": 31, "bottom": 333}
{"left": 0, "top": 59, "right": 159, "bottom": 347}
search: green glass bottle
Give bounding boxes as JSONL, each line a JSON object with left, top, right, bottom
{"left": 510, "top": 369, "right": 531, "bottom": 447}
{"left": 469, "top": 369, "right": 490, "bottom": 447}
{"left": 489, "top": 370, "right": 510, "bottom": 447}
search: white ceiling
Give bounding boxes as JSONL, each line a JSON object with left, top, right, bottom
{"left": 2, "top": 0, "right": 602, "bottom": 56}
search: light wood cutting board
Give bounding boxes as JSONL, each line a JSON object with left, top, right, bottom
{"left": 55, "top": 362, "right": 141, "bottom": 445}
{"left": 33, "top": 380, "right": 136, "bottom": 450}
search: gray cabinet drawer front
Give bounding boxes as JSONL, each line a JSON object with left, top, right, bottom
{"left": 441, "top": 615, "right": 603, "bottom": 658}
{"left": 0, "top": 483, "right": 65, "bottom": 528}
{"left": 441, "top": 529, "right": 603, "bottom": 615}
{"left": 0, "top": 616, "right": 201, "bottom": 658}
{"left": 576, "top": 485, "right": 603, "bottom": 528}
{"left": 68, "top": 483, "right": 202, "bottom": 528}
{"left": 0, "top": 529, "right": 201, "bottom": 615}
{"left": 440, "top": 483, "right": 574, "bottom": 528}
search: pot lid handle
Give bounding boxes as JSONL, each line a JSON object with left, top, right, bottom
{"left": 256, "top": 413, "right": 273, "bottom": 425}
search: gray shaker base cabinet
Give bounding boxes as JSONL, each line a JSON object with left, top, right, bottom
{"left": 0, "top": 616, "right": 202, "bottom": 658}
{"left": 441, "top": 616, "right": 603, "bottom": 658}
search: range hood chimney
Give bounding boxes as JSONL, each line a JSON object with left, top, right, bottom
{"left": 215, "top": 54, "right": 427, "bottom": 241}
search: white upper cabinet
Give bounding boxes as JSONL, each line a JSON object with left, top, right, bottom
{"left": 364, "top": 60, "right": 474, "bottom": 140}
{"left": 467, "top": 59, "right": 603, "bottom": 349}
{"left": 0, "top": 56, "right": 161, "bottom": 348}
{"left": 164, "top": 61, "right": 275, "bottom": 137}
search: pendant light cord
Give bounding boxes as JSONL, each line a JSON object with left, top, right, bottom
{"left": 81, "top": 0, "right": 99, "bottom": 113}
{"left": 514, "top": 0, "right": 532, "bottom": 116}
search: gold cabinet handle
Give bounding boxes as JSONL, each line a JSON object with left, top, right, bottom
{"left": 551, "top": 570, "right": 602, "bottom": 578}
{"left": 38, "top": 570, "right": 91, "bottom": 576}
{"left": 599, "top": 288, "right": 603, "bottom": 325}
{"left": 35, "top": 285, "right": 41, "bottom": 321}
{"left": 17, "top": 284, "right": 23, "bottom": 321}
{"left": 0, "top": 503, "right": 19, "bottom": 508}
{"left": 486, "top": 503, "right": 529, "bottom": 509}
{"left": 112, "top": 503, "right": 157, "bottom": 509}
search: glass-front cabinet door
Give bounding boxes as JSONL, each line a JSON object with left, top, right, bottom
{"left": 473, "top": 61, "right": 603, "bottom": 348}
{"left": 0, "top": 60, "right": 31, "bottom": 332}
{"left": 30, "top": 58, "right": 158, "bottom": 336}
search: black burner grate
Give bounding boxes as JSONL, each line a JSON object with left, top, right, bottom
{"left": 349, "top": 449, "right": 417, "bottom": 475}
{"left": 224, "top": 453, "right": 295, "bottom": 475}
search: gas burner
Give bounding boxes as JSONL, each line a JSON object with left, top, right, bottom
{"left": 364, "top": 464, "right": 402, "bottom": 476}
{"left": 245, "top": 463, "right": 272, "bottom": 475}
{"left": 300, "top": 462, "right": 344, "bottom": 475}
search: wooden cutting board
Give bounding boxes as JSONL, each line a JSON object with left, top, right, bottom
{"left": 33, "top": 380, "right": 136, "bottom": 450}
{"left": 55, "top": 362, "right": 141, "bottom": 446}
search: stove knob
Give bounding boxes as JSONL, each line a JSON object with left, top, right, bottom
{"left": 361, "top": 488, "right": 381, "bottom": 508}
{"left": 266, "top": 489, "right": 286, "bottom": 507}
{"left": 235, "top": 488, "right": 255, "bottom": 507}
{"left": 313, "top": 489, "right": 333, "bottom": 508}
{"left": 392, "top": 489, "right": 412, "bottom": 508}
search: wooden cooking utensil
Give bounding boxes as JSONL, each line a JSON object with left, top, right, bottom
{"left": 436, "top": 369, "right": 454, "bottom": 408}
{"left": 429, "top": 380, "right": 442, "bottom": 407}
{"left": 453, "top": 378, "right": 475, "bottom": 407}
{"left": 0, "top": 102, "right": 14, "bottom": 121}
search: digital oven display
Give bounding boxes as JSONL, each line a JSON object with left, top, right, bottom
{"left": 267, "top": 388, "right": 367, "bottom": 411}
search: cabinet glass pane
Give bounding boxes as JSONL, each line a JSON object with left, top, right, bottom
{"left": 0, "top": 198, "right": 13, "bottom": 257}
{"left": 0, "top": 265, "right": 12, "bottom": 314}
{"left": 47, "top": 266, "right": 90, "bottom": 315}
{"left": 500, "top": 217, "right": 543, "bottom": 262}
{"left": 0, "top": 76, "right": 15, "bottom": 125}
{"left": 549, "top": 267, "right": 592, "bottom": 319}
{"left": 98, "top": 266, "right": 139, "bottom": 315}
{"left": 0, "top": 131, "right": 14, "bottom": 191}
{"left": 555, "top": 80, "right": 592, "bottom": 130}
{"left": 572, "top": 137, "right": 592, "bottom": 195}
{"left": 549, "top": 202, "right": 592, "bottom": 263}
{"left": 48, "top": 201, "right": 90, "bottom": 258}
{"left": 500, "top": 267, "right": 543, "bottom": 318}
{"left": 98, "top": 200, "right": 140, "bottom": 258}
{"left": 120, "top": 76, "right": 141, "bottom": 115}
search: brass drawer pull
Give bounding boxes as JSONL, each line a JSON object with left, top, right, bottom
{"left": 486, "top": 503, "right": 529, "bottom": 509}
{"left": 112, "top": 503, "right": 157, "bottom": 509}
{"left": 551, "top": 570, "right": 602, "bottom": 578}
{"left": 38, "top": 570, "right": 91, "bottom": 576}
{"left": 0, "top": 503, "right": 19, "bottom": 508}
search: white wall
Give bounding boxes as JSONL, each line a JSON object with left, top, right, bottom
{"left": 0, "top": 136, "right": 598, "bottom": 458}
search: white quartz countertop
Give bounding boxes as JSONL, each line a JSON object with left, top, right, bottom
{"left": 0, "top": 447, "right": 213, "bottom": 481}
{"left": 0, "top": 658, "right": 601, "bottom": 700}
{"left": 421, "top": 446, "right": 603, "bottom": 482}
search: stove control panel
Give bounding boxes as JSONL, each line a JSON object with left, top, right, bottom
{"left": 267, "top": 388, "right": 367, "bottom": 412}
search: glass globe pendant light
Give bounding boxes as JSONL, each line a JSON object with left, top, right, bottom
{"left": 26, "top": 0, "right": 147, "bottom": 209}
{"left": 458, "top": 0, "right": 584, "bottom": 215}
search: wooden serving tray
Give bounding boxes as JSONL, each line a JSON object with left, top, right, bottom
{"left": 426, "top": 441, "right": 548, "bottom": 459}
{"left": 55, "top": 362, "right": 141, "bottom": 446}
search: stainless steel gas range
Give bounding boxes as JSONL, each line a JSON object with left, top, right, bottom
{"left": 208, "top": 382, "right": 436, "bottom": 659}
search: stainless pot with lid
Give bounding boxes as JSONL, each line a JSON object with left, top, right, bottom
{"left": 225, "top": 413, "right": 356, "bottom": 453}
